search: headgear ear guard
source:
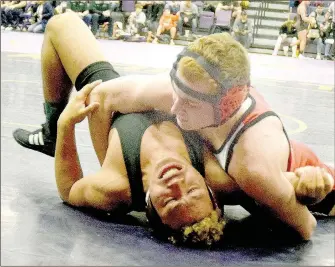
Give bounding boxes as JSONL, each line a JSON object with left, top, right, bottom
{"left": 145, "top": 185, "right": 220, "bottom": 238}
{"left": 170, "top": 48, "right": 250, "bottom": 127}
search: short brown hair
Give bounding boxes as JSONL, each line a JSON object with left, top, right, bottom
{"left": 178, "top": 33, "right": 250, "bottom": 95}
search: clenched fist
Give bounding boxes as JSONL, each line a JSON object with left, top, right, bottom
{"left": 293, "top": 166, "right": 334, "bottom": 205}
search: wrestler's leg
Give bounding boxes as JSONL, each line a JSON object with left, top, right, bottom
{"left": 13, "top": 13, "right": 114, "bottom": 157}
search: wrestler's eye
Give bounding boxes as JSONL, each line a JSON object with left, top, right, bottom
{"left": 188, "top": 187, "right": 197, "bottom": 194}
{"left": 165, "top": 197, "right": 175, "bottom": 205}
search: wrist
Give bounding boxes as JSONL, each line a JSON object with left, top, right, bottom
{"left": 57, "top": 115, "right": 75, "bottom": 130}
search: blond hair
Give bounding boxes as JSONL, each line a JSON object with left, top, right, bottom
{"left": 178, "top": 33, "right": 250, "bottom": 95}
{"left": 168, "top": 210, "right": 226, "bottom": 247}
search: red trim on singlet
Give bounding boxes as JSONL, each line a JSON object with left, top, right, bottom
{"left": 240, "top": 87, "right": 334, "bottom": 182}
{"left": 242, "top": 87, "right": 273, "bottom": 124}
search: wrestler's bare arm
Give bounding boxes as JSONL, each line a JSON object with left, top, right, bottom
{"left": 88, "top": 71, "right": 174, "bottom": 114}
{"left": 228, "top": 117, "right": 317, "bottom": 240}
{"left": 203, "top": 144, "right": 332, "bottom": 208}
{"left": 86, "top": 72, "right": 174, "bottom": 162}
{"left": 55, "top": 82, "right": 131, "bottom": 211}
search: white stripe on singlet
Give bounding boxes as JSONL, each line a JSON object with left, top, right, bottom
{"left": 214, "top": 97, "right": 253, "bottom": 172}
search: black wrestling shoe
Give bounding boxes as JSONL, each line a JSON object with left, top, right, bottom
{"left": 13, "top": 123, "right": 56, "bottom": 157}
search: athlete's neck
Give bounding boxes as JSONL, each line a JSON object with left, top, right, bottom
{"left": 140, "top": 122, "right": 192, "bottom": 186}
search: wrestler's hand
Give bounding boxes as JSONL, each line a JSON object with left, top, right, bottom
{"left": 59, "top": 80, "right": 102, "bottom": 125}
{"left": 294, "top": 166, "right": 334, "bottom": 205}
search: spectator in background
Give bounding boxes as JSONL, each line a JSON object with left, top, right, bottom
{"left": 273, "top": 15, "right": 299, "bottom": 57}
{"left": 321, "top": 15, "right": 334, "bottom": 60}
{"left": 314, "top": 3, "right": 325, "bottom": 24}
{"left": 126, "top": 3, "right": 146, "bottom": 36}
{"left": 289, "top": 0, "right": 299, "bottom": 13}
{"left": 194, "top": 0, "right": 204, "bottom": 15}
{"left": 2, "top": 1, "right": 27, "bottom": 30}
{"left": 231, "top": 1, "right": 249, "bottom": 27}
{"left": 54, "top": 1, "right": 68, "bottom": 15}
{"left": 66, "top": 1, "right": 89, "bottom": 19}
{"left": 28, "top": 0, "right": 54, "bottom": 33}
{"left": 216, "top": 0, "right": 234, "bottom": 12}
{"left": 145, "top": 1, "right": 165, "bottom": 22}
{"left": 306, "top": 12, "right": 323, "bottom": 60}
{"left": 203, "top": 1, "right": 217, "bottom": 13}
{"left": 83, "top": 1, "right": 112, "bottom": 37}
{"left": 296, "top": 1, "right": 312, "bottom": 59}
{"left": 178, "top": 0, "right": 198, "bottom": 37}
{"left": 137, "top": 1, "right": 150, "bottom": 18}
{"left": 325, "top": 1, "right": 335, "bottom": 58}
{"left": 233, "top": 10, "right": 252, "bottom": 49}
{"left": 1, "top": 1, "right": 12, "bottom": 28}
{"left": 152, "top": 6, "right": 177, "bottom": 45}
{"left": 165, "top": 1, "right": 180, "bottom": 15}
{"left": 17, "top": 1, "right": 39, "bottom": 30}
{"left": 111, "top": 21, "right": 126, "bottom": 39}
{"left": 66, "top": 1, "right": 92, "bottom": 27}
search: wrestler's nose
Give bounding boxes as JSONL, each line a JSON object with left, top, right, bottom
{"left": 167, "top": 177, "right": 186, "bottom": 199}
{"left": 171, "top": 97, "right": 184, "bottom": 115}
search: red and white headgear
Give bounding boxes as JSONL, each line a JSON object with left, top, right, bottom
{"left": 170, "top": 48, "right": 250, "bottom": 126}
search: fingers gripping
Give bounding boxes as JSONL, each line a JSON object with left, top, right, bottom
{"left": 79, "top": 80, "right": 102, "bottom": 100}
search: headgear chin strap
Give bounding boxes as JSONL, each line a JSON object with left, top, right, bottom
{"left": 170, "top": 48, "right": 250, "bottom": 126}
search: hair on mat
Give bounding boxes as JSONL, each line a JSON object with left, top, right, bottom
{"left": 145, "top": 189, "right": 226, "bottom": 247}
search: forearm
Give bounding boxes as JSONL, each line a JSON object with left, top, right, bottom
{"left": 275, "top": 183, "right": 316, "bottom": 240}
{"left": 253, "top": 173, "right": 316, "bottom": 239}
{"left": 236, "top": 168, "right": 316, "bottom": 240}
{"left": 89, "top": 76, "right": 157, "bottom": 113}
{"left": 55, "top": 118, "right": 83, "bottom": 202}
{"left": 87, "top": 105, "right": 112, "bottom": 166}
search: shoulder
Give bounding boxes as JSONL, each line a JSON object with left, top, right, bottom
{"left": 229, "top": 116, "right": 290, "bottom": 178}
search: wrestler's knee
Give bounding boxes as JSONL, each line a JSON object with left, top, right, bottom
{"left": 45, "top": 12, "right": 81, "bottom": 34}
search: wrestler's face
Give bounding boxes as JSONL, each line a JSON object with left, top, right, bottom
{"left": 170, "top": 70, "right": 216, "bottom": 130}
{"left": 149, "top": 157, "right": 214, "bottom": 230}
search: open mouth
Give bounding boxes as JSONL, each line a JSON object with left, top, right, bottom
{"left": 159, "top": 164, "right": 182, "bottom": 179}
